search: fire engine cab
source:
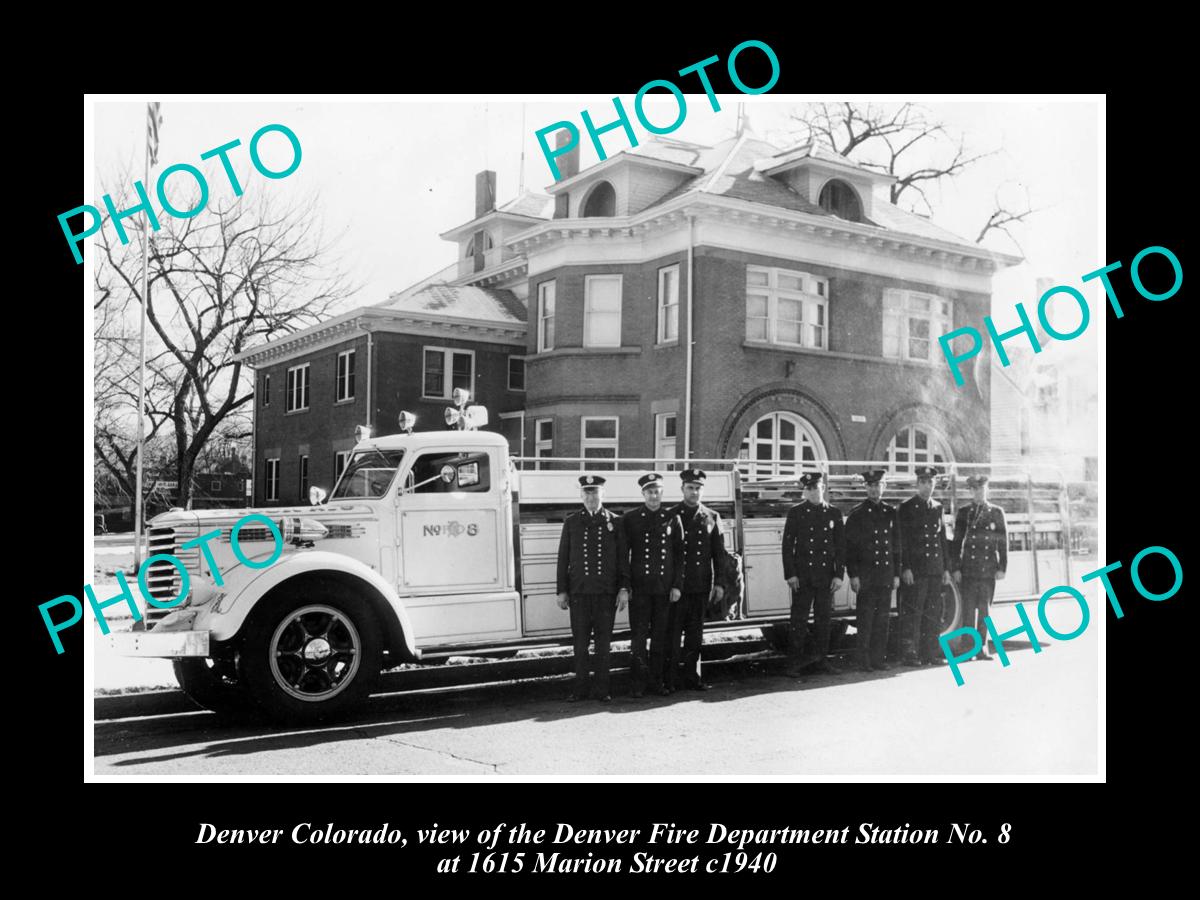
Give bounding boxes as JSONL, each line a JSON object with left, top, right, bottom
{"left": 111, "top": 404, "right": 1075, "bottom": 723}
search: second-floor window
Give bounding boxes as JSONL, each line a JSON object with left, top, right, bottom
{"left": 745, "top": 266, "right": 829, "bottom": 349}
{"left": 658, "top": 265, "right": 679, "bottom": 343}
{"left": 423, "top": 347, "right": 474, "bottom": 399}
{"left": 883, "top": 289, "right": 953, "bottom": 362}
{"left": 584, "top": 275, "right": 622, "bottom": 348}
{"left": 262, "top": 373, "right": 270, "bottom": 407}
{"left": 508, "top": 356, "right": 526, "bottom": 391}
{"left": 537, "top": 281, "right": 556, "bottom": 352}
{"left": 336, "top": 350, "right": 355, "bottom": 402}
{"left": 286, "top": 364, "right": 310, "bottom": 412}
{"left": 265, "top": 458, "right": 280, "bottom": 501}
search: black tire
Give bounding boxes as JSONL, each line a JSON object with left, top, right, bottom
{"left": 239, "top": 587, "right": 382, "bottom": 725}
{"left": 172, "top": 658, "right": 253, "bottom": 718}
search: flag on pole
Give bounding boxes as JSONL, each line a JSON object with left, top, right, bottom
{"left": 147, "top": 102, "right": 163, "bottom": 167}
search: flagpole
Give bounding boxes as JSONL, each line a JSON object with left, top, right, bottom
{"left": 134, "top": 107, "right": 152, "bottom": 569}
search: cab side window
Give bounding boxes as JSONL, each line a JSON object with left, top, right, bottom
{"left": 410, "top": 452, "right": 492, "bottom": 494}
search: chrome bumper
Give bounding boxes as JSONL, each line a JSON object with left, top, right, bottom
{"left": 109, "top": 630, "right": 210, "bottom": 658}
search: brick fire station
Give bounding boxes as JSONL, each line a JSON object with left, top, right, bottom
{"left": 241, "top": 132, "right": 1019, "bottom": 506}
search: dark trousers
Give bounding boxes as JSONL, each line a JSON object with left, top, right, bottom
{"left": 962, "top": 577, "right": 997, "bottom": 648}
{"left": 629, "top": 592, "right": 672, "bottom": 692}
{"left": 569, "top": 593, "right": 617, "bottom": 696}
{"left": 788, "top": 578, "right": 833, "bottom": 667}
{"left": 855, "top": 578, "right": 893, "bottom": 667}
{"left": 900, "top": 575, "right": 944, "bottom": 661}
{"left": 666, "top": 591, "right": 706, "bottom": 688}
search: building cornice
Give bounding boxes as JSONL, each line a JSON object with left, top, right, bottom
{"left": 439, "top": 209, "right": 549, "bottom": 243}
{"left": 237, "top": 305, "right": 527, "bottom": 367}
{"left": 507, "top": 192, "right": 1021, "bottom": 273}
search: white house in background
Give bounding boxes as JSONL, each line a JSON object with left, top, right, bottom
{"left": 990, "top": 278, "right": 1098, "bottom": 481}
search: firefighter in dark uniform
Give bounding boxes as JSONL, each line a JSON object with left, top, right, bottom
{"left": 897, "top": 465, "right": 952, "bottom": 666}
{"left": 950, "top": 474, "right": 1007, "bottom": 661}
{"left": 664, "top": 468, "right": 728, "bottom": 693}
{"left": 556, "top": 475, "right": 630, "bottom": 702}
{"left": 782, "top": 472, "right": 846, "bottom": 677}
{"left": 844, "top": 468, "right": 900, "bottom": 671}
{"left": 622, "top": 473, "right": 684, "bottom": 697}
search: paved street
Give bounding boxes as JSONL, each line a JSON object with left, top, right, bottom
{"left": 94, "top": 611, "right": 1098, "bottom": 777}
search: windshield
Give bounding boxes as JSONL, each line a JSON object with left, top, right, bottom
{"left": 331, "top": 448, "right": 406, "bottom": 499}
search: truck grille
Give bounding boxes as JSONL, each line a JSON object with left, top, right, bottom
{"left": 143, "top": 526, "right": 199, "bottom": 622}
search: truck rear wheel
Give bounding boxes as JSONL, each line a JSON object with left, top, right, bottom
{"left": 240, "top": 591, "right": 382, "bottom": 725}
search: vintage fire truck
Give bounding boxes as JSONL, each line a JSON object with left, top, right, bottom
{"left": 110, "top": 404, "right": 1074, "bottom": 723}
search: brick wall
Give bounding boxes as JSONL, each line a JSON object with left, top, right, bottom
{"left": 254, "top": 332, "right": 525, "bottom": 505}
{"left": 524, "top": 245, "right": 992, "bottom": 467}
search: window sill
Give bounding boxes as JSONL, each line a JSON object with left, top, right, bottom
{"left": 530, "top": 346, "right": 643, "bottom": 360}
{"left": 334, "top": 398, "right": 355, "bottom": 406}
{"left": 654, "top": 340, "right": 680, "bottom": 349}
{"left": 285, "top": 408, "right": 310, "bottom": 416}
{"left": 741, "top": 342, "right": 947, "bottom": 370}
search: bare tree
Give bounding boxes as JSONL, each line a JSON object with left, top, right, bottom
{"left": 785, "top": 102, "right": 1038, "bottom": 251}
{"left": 94, "top": 179, "right": 357, "bottom": 509}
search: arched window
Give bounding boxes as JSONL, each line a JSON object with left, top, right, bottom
{"left": 885, "top": 424, "right": 952, "bottom": 473}
{"left": 818, "top": 179, "right": 863, "bottom": 222}
{"left": 736, "top": 412, "right": 827, "bottom": 481}
{"left": 581, "top": 181, "right": 616, "bottom": 217}
{"left": 463, "top": 231, "right": 494, "bottom": 258}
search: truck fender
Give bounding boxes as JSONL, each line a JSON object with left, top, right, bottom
{"left": 194, "top": 550, "right": 420, "bottom": 662}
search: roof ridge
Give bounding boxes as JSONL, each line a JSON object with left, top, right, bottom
{"left": 700, "top": 133, "right": 749, "bottom": 195}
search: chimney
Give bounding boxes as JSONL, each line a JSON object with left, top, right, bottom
{"left": 551, "top": 132, "right": 578, "bottom": 219}
{"left": 475, "top": 170, "right": 496, "bottom": 219}
{"left": 555, "top": 129, "right": 580, "bottom": 181}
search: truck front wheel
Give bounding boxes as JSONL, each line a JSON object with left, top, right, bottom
{"left": 172, "top": 657, "right": 252, "bottom": 719}
{"left": 241, "top": 592, "right": 382, "bottom": 724}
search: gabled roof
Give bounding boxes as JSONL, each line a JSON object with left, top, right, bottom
{"left": 380, "top": 283, "right": 526, "bottom": 324}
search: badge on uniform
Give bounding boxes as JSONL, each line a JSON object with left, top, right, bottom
{"left": 607, "top": 520, "right": 613, "bottom": 532}
{"left": 664, "top": 525, "right": 672, "bottom": 536}
{"left": 989, "top": 522, "right": 996, "bottom": 530}
{"left": 828, "top": 519, "right": 835, "bottom": 529}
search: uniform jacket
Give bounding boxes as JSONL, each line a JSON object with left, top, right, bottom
{"left": 622, "top": 504, "right": 684, "bottom": 594}
{"left": 898, "top": 495, "right": 950, "bottom": 576}
{"left": 556, "top": 507, "right": 630, "bottom": 596}
{"left": 950, "top": 501, "right": 1008, "bottom": 578}
{"left": 782, "top": 501, "right": 846, "bottom": 583}
{"left": 668, "top": 502, "right": 729, "bottom": 594}
{"left": 844, "top": 499, "right": 900, "bottom": 582}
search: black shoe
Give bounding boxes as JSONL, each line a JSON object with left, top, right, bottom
{"left": 873, "top": 661, "right": 893, "bottom": 671}
{"left": 813, "top": 661, "right": 841, "bottom": 675}
{"left": 657, "top": 685, "right": 673, "bottom": 696}
{"left": 928, "top": 657, "right": 948, "bottom": 666}
{"left": 785, "top": 666, "right": 806, "bottom": 679}
{"left": 902, "top": 657, "right": 922, "bottom": 668}
{"left": 856, "top": 661, "right": 873, "bottom": 673}
{"left": 567, "top": 693, "right": 585, "bottom": 703}
{"left": 684, "top": 682, "right": 713, "bottom": 692}
{"left": 977, "top": 650, "right": 994, "bottom": 661}
{"left": 597, "top": 694, "right": 612, "bottom": 703}
{"left": 630, "top": 689, "right": 645, "bottom": 699}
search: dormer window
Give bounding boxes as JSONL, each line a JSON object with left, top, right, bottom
{"left": 818, "top": 179, "right": 863, "bottom": 222}
{"left": 581, "top": 180, "right": 616, "bottom": 217}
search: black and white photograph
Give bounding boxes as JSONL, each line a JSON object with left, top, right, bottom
{"left": 84, "top": 93, "right": 1102, "bottom": 779}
